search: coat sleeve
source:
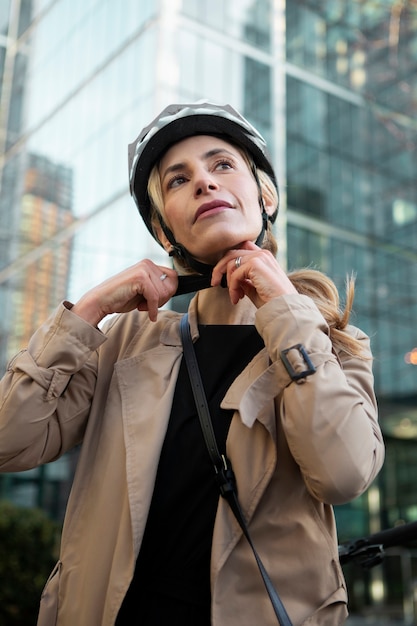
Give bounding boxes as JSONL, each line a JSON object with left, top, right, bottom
{"left": 255, "top": 293, "right": 385, "bottom": 505}
{"left": 0, "top": 302, "right": 107, "bottom": 471}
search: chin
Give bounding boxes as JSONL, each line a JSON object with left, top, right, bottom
{"left": 192, "top": 233, "right": 255, "bottom": 263}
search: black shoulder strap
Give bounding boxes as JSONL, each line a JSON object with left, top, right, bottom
{"left": 180, "top": 314, "right": 293, "bottom": 626}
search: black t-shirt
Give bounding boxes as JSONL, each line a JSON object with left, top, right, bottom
{"left": 116, "top": 325, "right": 264, "bottom": 625}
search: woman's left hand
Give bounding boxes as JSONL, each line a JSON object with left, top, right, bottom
{"left": 211, "top": 241, "right": 297, "bottom": 308}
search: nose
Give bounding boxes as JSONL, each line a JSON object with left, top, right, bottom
{"left": 194, "top": 172, "right": 219, "bottom": 197}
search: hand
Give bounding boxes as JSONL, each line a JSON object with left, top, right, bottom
{"left": 211, "top": 241, "right": 297, "bottom": 308}
{"left": 72, "top": 260, "right": 178, "bottom": 325}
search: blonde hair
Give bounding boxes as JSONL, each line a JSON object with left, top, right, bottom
{"left": 288, "top": 268, "right": 366, "bottom": 357}
{"left": 147, "top": 143, "right": 365, "bottom": 357}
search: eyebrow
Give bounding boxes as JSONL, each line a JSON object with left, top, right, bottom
{"left": 161, "top": 147, "right": 237, "bottom": 182}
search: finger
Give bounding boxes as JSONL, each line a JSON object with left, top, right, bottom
{"left": 211, "top": 248, "right": 247, "bottom": 286}
{"left": 225, "top": 256, "right": 252, "bottom": 304}
{"left": 211, "top": 239, "right": 262, "bottom": 284}
{"left": 227, "top": 251, "right": 278, "bottom": 306}
{"left": 138, "top": 266, "right": 178, "bottom": 321}
{"left": 157, "top": 267, "right": 178, "bottom": 302}
{"left": 137, "top": 278, "right": 160, "bottom": 321}
{"left": 153, "top": 268, "right": 179, "bottom": 311}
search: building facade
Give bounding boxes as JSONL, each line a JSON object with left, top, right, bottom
{"left": 1, "top": 0, "right": 417, "bottom": 620}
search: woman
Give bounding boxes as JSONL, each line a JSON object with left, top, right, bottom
{"left": 0, "top": 102, "right": 384, "bottom": 626}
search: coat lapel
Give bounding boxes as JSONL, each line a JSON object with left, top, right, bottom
{"left": 115, "top": 333, "right": 183, "bottom": 555}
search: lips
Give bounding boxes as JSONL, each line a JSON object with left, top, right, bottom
{"left": 194, "top": 200, "right": 233, "bottom": 222}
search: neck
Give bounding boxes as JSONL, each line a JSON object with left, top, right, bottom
{"left": 194, "top": 286, "right": 257, "bottom": 325}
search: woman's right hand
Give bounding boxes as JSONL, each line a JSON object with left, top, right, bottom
{"left": 71, "top": 260, "right": 178, "bottom": 325}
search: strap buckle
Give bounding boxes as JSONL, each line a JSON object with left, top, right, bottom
{"left": 280, "top": 344, "right": 316, "bottom": 381}
{"left": 215, "top": 455, "right": 237, "bottom": 497}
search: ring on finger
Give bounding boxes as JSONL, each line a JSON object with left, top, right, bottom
{"left": 160, "top": 273, "right": 168, "bottom": 281}
{"left": 235, "top": 256, "right": 242, "bottom": 269}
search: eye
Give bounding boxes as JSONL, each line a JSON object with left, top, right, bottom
{"left": 167, "top": 174, "right": 188, "bottom": 189}
{"left": 214, "top": 158, "right": 234, "bottom": 171}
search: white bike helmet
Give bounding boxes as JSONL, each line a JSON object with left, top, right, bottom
{"left": 128, "top": 102, "right": 278, "bottom": 277}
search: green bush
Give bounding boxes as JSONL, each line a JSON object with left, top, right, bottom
{"left": 0, "top": 500, "right": 60, "bottom": 626}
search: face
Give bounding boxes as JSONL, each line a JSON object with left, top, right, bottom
{"left": 157, "top": 135, "right": 271, "bottom": 265}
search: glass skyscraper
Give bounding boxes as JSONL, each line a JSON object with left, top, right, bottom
{"left": 1, "top": 0, "right": 417, "bottom": 620}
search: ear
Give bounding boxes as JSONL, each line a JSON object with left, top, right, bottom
{"left": 256, "top": 170, "right": 278, "bottom": 218}
{"left": 153, "top": 222, "right": 173, "bottom": 254}
{"left": 261, "top": 189, "right": 277, "bottom": 218}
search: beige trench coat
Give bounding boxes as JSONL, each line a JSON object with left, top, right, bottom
{"left": 0, "top": 292, "right": 384, "bottom": 626}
